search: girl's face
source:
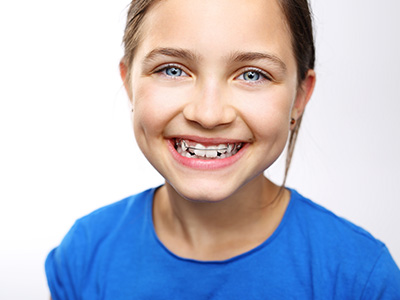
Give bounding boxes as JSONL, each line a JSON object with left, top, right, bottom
{"left": 124, "top": 0, "right": 313, "bottom": 202}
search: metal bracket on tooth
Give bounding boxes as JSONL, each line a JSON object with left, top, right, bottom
{"left": 180, "top": 139, "right": 234, "bottom": 152}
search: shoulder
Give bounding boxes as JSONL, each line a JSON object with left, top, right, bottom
{"left": 45, "top": 187, "right": 158, "bottom": 299}
{"left": 48, "top": 186, "right": 157, "bottom": 251}
{"left": 74, "top": 186, "right": 156, "bottom": 230}
{"left": 288, "top": 188, "right": 384, "bottom": 252}
{"left": 58, "top": 186, "right": 157, "bottom": 251}
{"left": 60, "top": 186, "right": 158, "bottom": 249}
{"left": 285, "top": 189, "right": 400, "bottom": 298}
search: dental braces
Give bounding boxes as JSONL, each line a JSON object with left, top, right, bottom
{"left": 177, "top": 139, "right": 240, "bottom": 152}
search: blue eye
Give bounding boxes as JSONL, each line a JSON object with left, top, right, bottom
{"left": 165, "top": 67, "right": 183, "bottom": 77}
{"left": 237, "top": 69, "right": 270, "bottom": 83}
{"left": 243, "top": 71, "right": 261, "bottom": 81}
{"left": 154, "top": 65, "right": 190, "bottom": 79}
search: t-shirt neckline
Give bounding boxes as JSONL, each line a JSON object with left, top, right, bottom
{"left": 148, "top": 186, "right": 297, "bottom": 264}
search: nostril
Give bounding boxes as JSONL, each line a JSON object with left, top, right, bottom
{"left": 182, "top": 101, "right": 237, "bottom": 129}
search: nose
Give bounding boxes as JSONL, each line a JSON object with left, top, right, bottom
{"left": 182, "top": 80, "right": 237, "bottom": 129}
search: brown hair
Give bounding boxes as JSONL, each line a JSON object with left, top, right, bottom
{"left": 278, "top": 0, "right": 315, "bottom": 186}
{"left": 121, "top": 0, "right": 315, "bottom": 185}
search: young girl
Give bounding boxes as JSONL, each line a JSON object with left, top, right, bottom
{"left": 46, "top": 0, "right": 400, "bottom": 298}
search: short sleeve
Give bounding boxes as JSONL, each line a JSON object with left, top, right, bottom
{"left": 45, "top": 221, "right": 88, "bottom": 300}
{"left": 361, "top": 246, "right": 400, "bottom": 299}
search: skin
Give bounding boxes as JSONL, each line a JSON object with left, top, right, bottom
{"left": 120, "top": 0, "right": 315, "bottom": 261}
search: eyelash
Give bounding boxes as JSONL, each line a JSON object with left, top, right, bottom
{"left": 153, "top": 64, "right": 272, "bottom": 83}
{"left": 236, "top": 68, "right": 272, "bottom": 84}
{"left": 153, "top": 64, "right": 189, "bottom": 78}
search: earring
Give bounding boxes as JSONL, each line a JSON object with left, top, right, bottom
{"left": 290, "top": 118, "right": 296, "bottom": 125}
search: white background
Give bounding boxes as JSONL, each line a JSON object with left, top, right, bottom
{"left": 1, "top": 0, "right": 399, "bottom": 298}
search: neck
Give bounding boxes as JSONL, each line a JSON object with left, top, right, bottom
{"left": 153, "top": 175, "right": 290, "bottom": 261}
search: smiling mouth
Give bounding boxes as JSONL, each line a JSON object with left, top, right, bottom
{"left": 174, "top": 138, "right": 243, "bottom": 159}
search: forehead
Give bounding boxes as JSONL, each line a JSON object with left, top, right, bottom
{"left": 135, "top": 0, "right": 295, "bottom": 70}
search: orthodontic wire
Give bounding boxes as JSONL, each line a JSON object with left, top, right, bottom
{"left": 179, "top": 139, "right": 238, "bottom": 152}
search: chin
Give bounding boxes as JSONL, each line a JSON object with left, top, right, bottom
{"left": 184, "top": 194, "right": 229, "bottom": 203}
{"left": 166, "top": 180, "right": 241, "bottom": 203}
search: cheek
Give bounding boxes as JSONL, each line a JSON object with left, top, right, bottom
{"left": 132, "top": 82, "right": 182, "bottom": 138}
{"left": 236, "top": 88, "right": 294, "bottom": 140}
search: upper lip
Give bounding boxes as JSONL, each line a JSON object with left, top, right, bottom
{"left": 168, "top": 135, "right": 249, "bottom": 145}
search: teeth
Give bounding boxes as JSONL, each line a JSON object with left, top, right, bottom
{"left": 193, "top": 144, "right": 206, "bottom": 157}
{"left": 175, "top": 139, "right": 242, "bottom": 159}
{"left": 205, "top": 147, "right": 218, "bottom": 158}
{"left": 217, "top": 144, "right": 227, "bottom": 154}
{"left": 181, "top": 140, "right": 188, "bottom": 151}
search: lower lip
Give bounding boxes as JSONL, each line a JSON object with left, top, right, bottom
{"left": 167, "top": 139, "right": 248, "bottom": 170}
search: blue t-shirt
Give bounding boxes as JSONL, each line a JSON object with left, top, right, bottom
{"left": 45, "top": 188, "right": 400, "bottom": 299}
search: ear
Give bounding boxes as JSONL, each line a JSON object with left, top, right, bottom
{"left": 291, "top": 69, "right": 316, "bottom": 122}
{"left": 119, "top": 60, "right": 133, "bottom": 101}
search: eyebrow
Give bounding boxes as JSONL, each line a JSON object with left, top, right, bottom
{"left": 229, "top": 51, "right": 287, "bottom": 72}
{"left": 142, "top": 47, "right": 286, "bottom": 72}
{"left": 142, "top": 47, "right": 200, "bottom": 67}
